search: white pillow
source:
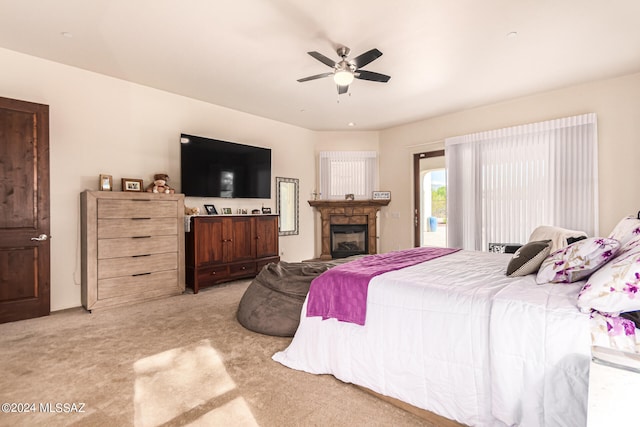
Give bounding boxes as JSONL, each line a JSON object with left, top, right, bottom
{"left": 608, "top": 215, "right": 640, "bottom": 247}
{"left": 577, "top": 245, "right": 640, "bottom": 314}
{"left": 536, "top": 237, "right": 620, "bottom": 284}
{"left": 528, "top": 225, "right": 588, "bottom": 252}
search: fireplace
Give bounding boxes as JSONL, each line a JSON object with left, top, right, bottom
{"left": 330, "top": 224, "right": 368, "bottom": 258}
{"left": 308, "top": 199, "right": 390, "bottom": 260}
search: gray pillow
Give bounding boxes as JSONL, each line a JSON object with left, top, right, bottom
{"left": 506, "top": 240, "right": 552, "bottom": 277}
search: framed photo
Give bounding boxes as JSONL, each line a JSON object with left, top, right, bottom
{"left": 372, "top": 191, "right": 391, "bottom": 200}
{"left": 204, "top": 204, "right": 217, "bottom": 215}
{"left": 99, "top": 174, "right": 113, "bottom": 191}
{"left": 262, "top": 207, "right": 272, "bottom": 214}
{"left": 121, "top": 178, "right": 143, "bottom": 192}
{"left": 222, "top": 207, "right": 232, "bottom": 215}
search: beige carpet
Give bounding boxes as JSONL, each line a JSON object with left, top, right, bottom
{"left": 0, "top": 280, "right": 432, "bottom": 427}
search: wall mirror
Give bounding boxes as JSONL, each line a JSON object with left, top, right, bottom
{"left": 276, "top": 177, "right": 299, "bottom": 236}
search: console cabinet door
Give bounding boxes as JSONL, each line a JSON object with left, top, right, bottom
{"left": 194, "top": 217, "right": 227, "bottom": 266}
{"left": 255, "top": 215, "right": 279, "bottom": 258}
{"left": 228, "top": 216, "right": 255, "bottom": 262}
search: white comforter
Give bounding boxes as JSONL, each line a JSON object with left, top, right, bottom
{"left": 273, "top": 250, "right": 591, "bottom": 426}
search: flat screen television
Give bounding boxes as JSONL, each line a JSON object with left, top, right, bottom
{"left": 180, "top": 133, "right": 271, "bottom": 198}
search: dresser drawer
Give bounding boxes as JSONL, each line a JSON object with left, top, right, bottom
{"left": 98, "top": 199, "right": 178, "bottom": 219}
{"left": 196, "top": 265, "right": 230, "bottom": 285}
{"left": 229, "top": 261, "right": 256, "bottom": 277}
{"left": 98, "top": 252, "right": 178, "bottom": 279}
{"left": 98, "top": 270, "right": 178, "bottom": 300}
{"left": 98, "top": 218, "right": 177, "bottom": 238}
{"left": 98, "top": 235, "right": 177, "bottom": 259}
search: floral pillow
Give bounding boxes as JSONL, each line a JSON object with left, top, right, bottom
{"left": 577, "top": 245, "right": 640, "bottom": 314}
{"left": 608, "top": 215, "right": 640, "bottom": 247}
{"left": 535, "top": 237, "right": 620, "bottom": 284}
{"left": 617, "top": 232, "right": 640, "bottom": 256}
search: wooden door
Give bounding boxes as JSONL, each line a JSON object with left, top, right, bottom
{"left": 0, "top": 97, "right": 50, "bottom": 324}
{"left": 255, "top": 215, "right": 278, "bottom": 258}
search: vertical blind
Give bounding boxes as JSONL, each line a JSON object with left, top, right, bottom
{"left": 445, "top": 113, "right": 598, "bottom": 251}
{"left": 319, "top": 151, "right": 377, "bottom": 200}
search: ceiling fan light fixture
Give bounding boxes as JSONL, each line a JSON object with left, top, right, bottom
{"left": 333, "top": 70, "right": 354, "bottom": 86}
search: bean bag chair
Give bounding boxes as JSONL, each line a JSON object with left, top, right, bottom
{"left": 237, "top": 259, "right": 355, "bottom": 336}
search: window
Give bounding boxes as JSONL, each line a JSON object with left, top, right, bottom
{"left": 445, "top": 113, "right": 598, "bottom": 251}
{"left": 319, "top": 151, "right": 377, "bottom": 200}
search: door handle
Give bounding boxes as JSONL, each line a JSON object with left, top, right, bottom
{"left": 31, "top": 234, "right": 49, "bottom": 241}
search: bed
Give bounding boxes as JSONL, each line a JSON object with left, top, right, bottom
{"left": 272, "top": 218, "right": 640, "bottom": 426}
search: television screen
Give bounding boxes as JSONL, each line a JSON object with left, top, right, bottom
{"left": 180, "top": 133, "right": 271, "bottom": 198}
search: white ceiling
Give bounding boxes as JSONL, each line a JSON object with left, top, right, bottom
{"left": 1, "top": 0, "right": 639, "bottom": 131}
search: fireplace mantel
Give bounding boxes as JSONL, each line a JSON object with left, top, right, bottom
{"left": 309, "top": 199, "right": 390, "bottom": 260}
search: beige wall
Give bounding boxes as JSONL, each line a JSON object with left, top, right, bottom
{"left": 1, "top": 48, "right": 317, "bottom": 311}
{"left": 378, "top": 72, "right": 640, "bottom": 252}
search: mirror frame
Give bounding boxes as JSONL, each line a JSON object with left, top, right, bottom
{"left": 276, "top": 177, "right": 299, "bottom": 236}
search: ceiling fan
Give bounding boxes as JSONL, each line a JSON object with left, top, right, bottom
{"left": 297, "top": 46, "right": 391, "bottom": 94}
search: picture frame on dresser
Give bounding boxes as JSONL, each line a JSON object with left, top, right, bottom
{"left": 204, "top": 204, "right": 217, "bottom": 215}
{"left": 121, "top": 178, "right": 143, "bottom": 192}
{"left": 99, "top": 174, "right": 113, "bottom": 191}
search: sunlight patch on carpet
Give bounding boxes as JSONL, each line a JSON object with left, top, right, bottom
{"left": 133, "top": 339, "right": 257, "bottom": 427}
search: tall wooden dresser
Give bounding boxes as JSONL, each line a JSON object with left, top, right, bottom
{"left": 81, "top": 191, "right": 185, "bottom": 311}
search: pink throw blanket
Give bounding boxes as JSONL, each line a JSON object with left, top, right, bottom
{"left": 306, "top": 247, "right": 460, "bottom": 325}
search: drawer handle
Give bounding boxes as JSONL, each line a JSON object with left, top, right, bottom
{"left": 132, "top": 199, "right": 151, "bottom": 202}
{"left": 132, "top": 217, "right": 151, "bottom": 220}
{"left": 210, "top": 271, "right": 216, "bottom": 275}
{"left": 132, "top": 254, "right": 151, "bottom": 258}
{"left": 132, "top": 272, "right": 151, "bottom": 277}
{"left": 132, "top": 236, "right": 152, "bottom": 239}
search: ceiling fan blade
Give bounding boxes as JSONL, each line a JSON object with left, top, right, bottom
{"left": 307, "top": 51, "right": 336, "bottom": 68}
{"left": 337, "top": 84, "right": 349, "bottom": 95}
{"left": 351, "top": 48, "right": 382, "bottom": 68}
{"left": 355, "top": 70, "right": 391, "bottom": 83}
{"left": 297, "top": 72, "right": 333, "bottom": 82}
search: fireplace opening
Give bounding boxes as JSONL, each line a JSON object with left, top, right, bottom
{"left": 330, "top": 224, "right": 368, "bottom": 259}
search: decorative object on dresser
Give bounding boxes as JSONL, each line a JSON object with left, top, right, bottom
{"left": 145, "top": 173, "right": 175, "bottom": 194}
{"left": 80, "top": 191, "right": 185, "bottom": 311}
{"left": 204, "top": 204, "right": 217, "bottom": 215}
{"left": 99, "top": 174, "right": 113, "bottom": 191}
{"left": 121, "top": 178, "right": 143, "bottom": 192}
{"left": 185, "top": 215, "right": 280, "bottom": 294}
